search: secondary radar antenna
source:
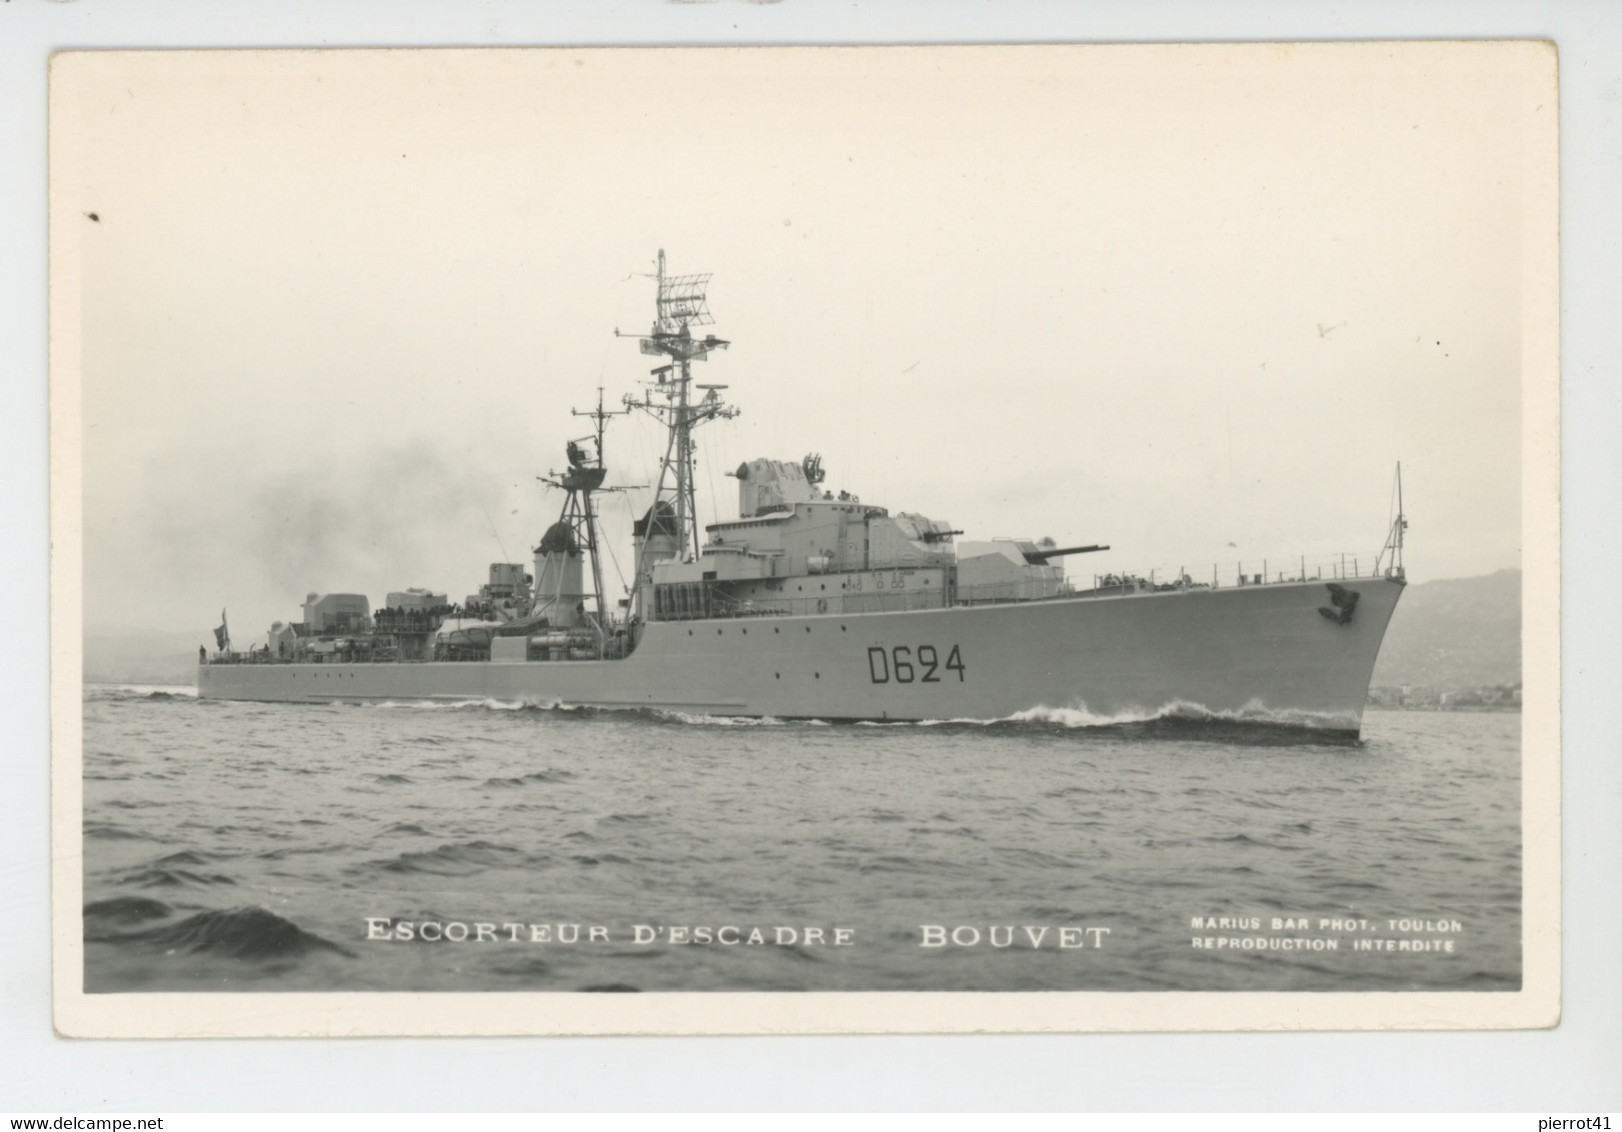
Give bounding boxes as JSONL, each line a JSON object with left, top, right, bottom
{"left": 618, "top": 250, "right": 738, "bottom": 606}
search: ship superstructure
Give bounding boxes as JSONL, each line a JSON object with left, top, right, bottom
{"left": 200, "top": 252, "right": 1407, "bottom": 735}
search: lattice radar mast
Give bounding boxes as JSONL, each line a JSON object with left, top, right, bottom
{"left": 620, "top": 251, "right": 738, "bottom": 580}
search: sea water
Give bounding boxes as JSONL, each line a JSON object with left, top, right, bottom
{"left": 80, "top": 686, "right": 1521, "bottom": 993}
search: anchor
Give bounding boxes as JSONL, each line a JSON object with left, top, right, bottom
{"left": 1318, "top": 582, "right": 1360, "bottom": 625}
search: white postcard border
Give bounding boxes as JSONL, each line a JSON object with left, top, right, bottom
{"left": 48, "top": 41, "right": 1561, "bottom": 1039}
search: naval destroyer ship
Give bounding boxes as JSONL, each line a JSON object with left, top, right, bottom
{"left": 199, "top": 252, "right": 1407, "bottom": 735}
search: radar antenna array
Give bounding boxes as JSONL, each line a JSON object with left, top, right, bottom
{"left": 656, "top": 271, "right": 715, "bottom": 332}
{"left": 618, "top": 250, "right": 739, "bottom": 622}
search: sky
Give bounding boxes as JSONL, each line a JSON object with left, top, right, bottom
{"left": 57, "top": 44, "right": 1546, "bottom": 640}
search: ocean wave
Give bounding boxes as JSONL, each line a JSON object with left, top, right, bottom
{"left": 1025, "top": 690, "right": 1355, "bottom": 726}
{"left": 856, "top": 853, "right": 952, "bottom": 876}
{"left": 372, "top": 697, "right": 540, "bottom": 712}
{"left": 84, "top": 684, "right": 198, "bottom": 701}
{"left": 257, "top": 843, "right": 353, "bottom": 860}
{"left": 328, "top": 690, "right": 1358, "bottom": 739}
{"left": 1210, "top": 832, "right": 1302, "bottom": 851}
{"left": 487, "top": 955, "right": 554, "bottom": 979}
{"left": 839, "top": 700, "right": 1361, "bottom": 745}
{"left": 150, "top": 850, "right": 217, "bottom": 867}
{"left": 1005, "top": 698, "right": 1360, "bottom": 731}
{"left": 522, "top": 768, "right": 577, "bottom": 783}
{"left": 368, "top": 697, "right": 837, "bottom": 730}
{"left": 83, "top": 896, "right": 174, "bottom": 931}
{"left": 656, "top": 710, "right": 791, "bottom": 727}
{"left": 370, "top": 840, "right": 523, "bottom": 876}
{"left": 92, "top": 905, "right": 355, "bottom": 960}
{"left": 476, "top": 769, "right": 579, "bottom": 787}
{"left": 119, "top": 866, "right": 238, "bottom": 888}
{"left": 84, "top": 821, "right": 164, "bottom": 841}
{"left": 644, "top": 709, "right": 844, "bottom": 729}
{"left": 87, "top": 680, "right": 1356, "bottom": 742}
{"left": 852, "top": 698, "right": 1362, "bottom": 736}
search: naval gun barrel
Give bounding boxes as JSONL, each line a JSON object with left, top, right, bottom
{"left": 1023, "top": 544, "right": 1110, "bottom": 564}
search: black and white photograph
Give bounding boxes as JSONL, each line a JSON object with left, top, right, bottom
{"left": 51, "top": 42, "right": 1558, "bottom": 1035}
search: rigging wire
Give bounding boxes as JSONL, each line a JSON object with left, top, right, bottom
{"left": 600, "top": 492, "right": 630, "bottom": 595}
{"left": 703, "top": 431, "right": 720, "bottom": 538}
{"left": 474, "top": 489, "right": 511, "bottom": 563}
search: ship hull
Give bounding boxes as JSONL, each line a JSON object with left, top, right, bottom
{"left": 198, "top": 577, "right": 1404, "bottom": 734}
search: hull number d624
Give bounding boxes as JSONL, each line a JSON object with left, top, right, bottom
{"left": 867, "top": 645, "right": 966, "bottom": 684}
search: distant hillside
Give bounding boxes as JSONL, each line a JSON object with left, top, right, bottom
{"left": 84, "top": 628, "right": 208, "bottom": 686}
{"left": 1370, "top": 568, "right": 1521, "bottom": 691}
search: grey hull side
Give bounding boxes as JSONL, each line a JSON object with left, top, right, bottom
{"left": 198, "top": 577, "right": 1403, "bottom": 733}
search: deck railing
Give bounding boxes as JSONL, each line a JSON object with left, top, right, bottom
{"left": 1090, "top": 551, "right": 1397, "bottom": 595}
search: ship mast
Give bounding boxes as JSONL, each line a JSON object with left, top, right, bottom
{"left": 1377, "top": 461, "right": 1408, "bottom": 580}
{"left": 574, "top": 387, "right": 631, "bottom": 631}
{"left": 1393, "top": 460, "right": 1406, "bottom": 578}
{"left": 621, "top": 251, "right": 737, "bottom": 607}
{"left": 536, "top": 388, "right": 628, "bottom": 654}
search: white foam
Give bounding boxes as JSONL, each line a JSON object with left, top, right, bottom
{"left": 656, "top": 710, "right": 792, "bottom": 727}
{"left": 371, "top": 697, "right": 533, "bottom": 711}
{"left": 327, "top": 692, "right": 1359, "bottom": 731}
{"left": 1009, "top": 698, "right": 1358, "bottom": 730}
{"left": 88, "top": 683, "right": 199, "bottom": 699}
{"left": 872, "top": 699, "right": 1359, "bottom": 731}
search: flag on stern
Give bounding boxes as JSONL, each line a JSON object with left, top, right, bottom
{"left": 213, "top": 609, "right": 230, "bottom": 651}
